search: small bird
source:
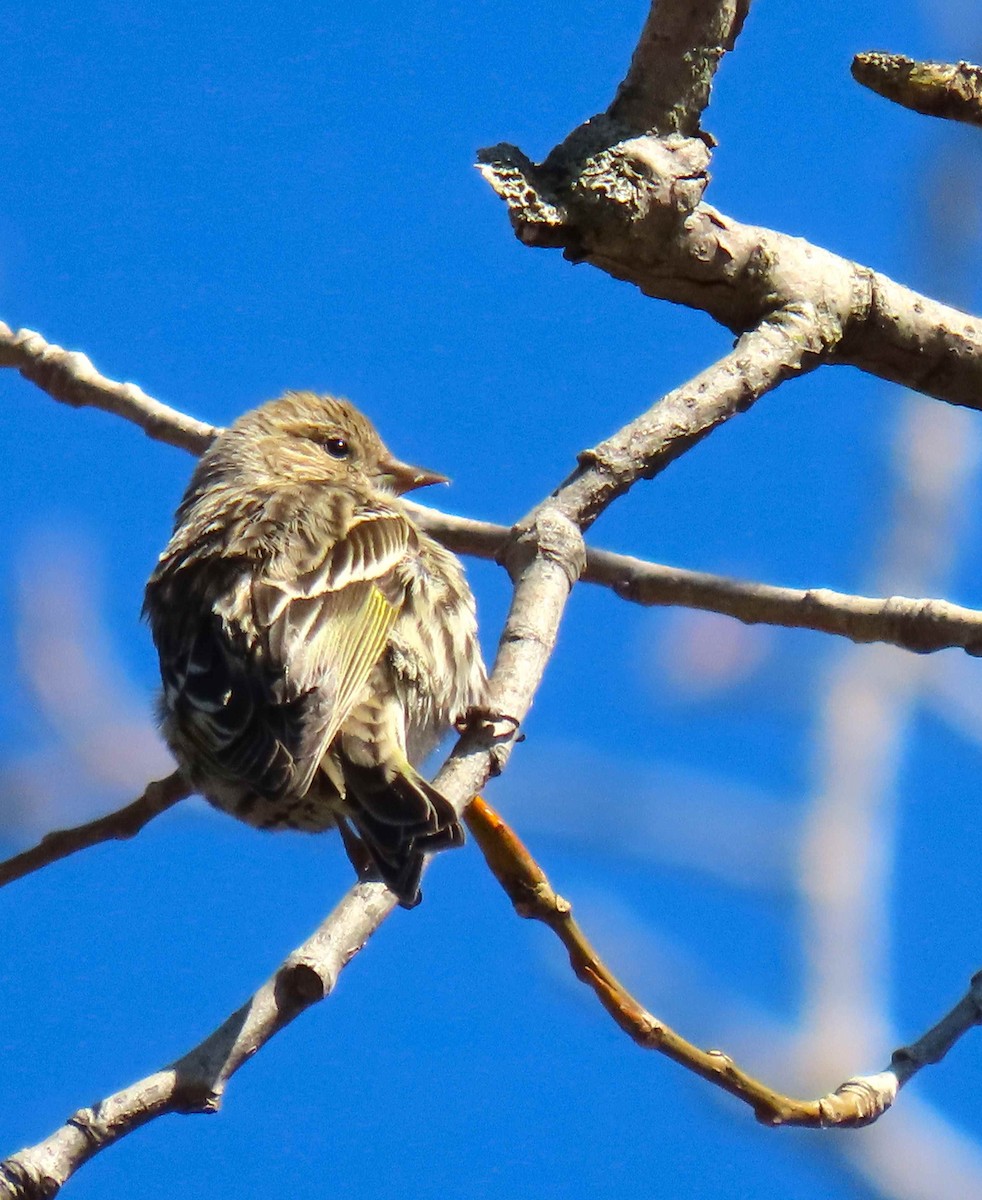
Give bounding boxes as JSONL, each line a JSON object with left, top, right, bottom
{"left": 144, "top": 390, "right": 487, "bottom": 907}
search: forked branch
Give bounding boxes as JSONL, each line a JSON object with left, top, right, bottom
{"left": 0, "top": 304, "right": 824, "bottom": 1195}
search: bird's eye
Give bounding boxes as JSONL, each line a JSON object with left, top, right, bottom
{"left": 323, "top": 436, "right": 350, "bottom": 459}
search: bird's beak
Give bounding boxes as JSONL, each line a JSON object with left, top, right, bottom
{"left": 377, "top": 455, "right": 450, "bottom": 495}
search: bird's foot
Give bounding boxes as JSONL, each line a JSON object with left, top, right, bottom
{"left": 337, "top": 818, "right": 375, "bottom": 880}
{"left": 455, "top": 705, "right": 524, "bottom": 742}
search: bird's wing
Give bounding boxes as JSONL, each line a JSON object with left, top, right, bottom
{"left": 244, "top": 506, "right": 414, "bottom": 795}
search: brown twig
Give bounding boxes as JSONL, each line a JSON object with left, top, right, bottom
{"left": 465, "top": 796, "right": 982, "bottom": 1128}
{"left": 0, "top": 772, "right": 189, "bottom": 890}
{"left": 852, "top": 53, "right": 982, "bottom": 128}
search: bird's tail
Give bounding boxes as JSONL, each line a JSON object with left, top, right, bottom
{"left": 339, "top": 760, "right": 464, "bottom": 908}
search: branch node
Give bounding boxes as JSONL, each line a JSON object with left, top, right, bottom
{"left": 0, "top": 1157, "right": 59, "bottom": 1200}
{"left": 502, "top": 508, "right": 586, "bottom": 589}
{"left": 816, "top": 1072, "right": 898, "bottom": 1128}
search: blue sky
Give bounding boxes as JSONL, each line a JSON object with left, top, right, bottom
{"left": 3, "top": 2, "right": 982, "bottom": 1199}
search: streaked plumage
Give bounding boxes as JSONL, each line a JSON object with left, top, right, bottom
{"left": 143, "top": 391, "right": 487, "bottom": 907}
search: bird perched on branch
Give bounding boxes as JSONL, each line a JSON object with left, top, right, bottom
{"left": 144, "top": 390, "right": 487, "bottom": 907}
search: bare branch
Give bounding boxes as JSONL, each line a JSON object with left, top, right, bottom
{"left": 0, "top": 549, "right": 576, "bottom": 1195}
{"left": 4, "top": 0, "right": 980, "bottom": 1189}
{"left": 852, "top": 53, "right": 982, "bottom": 128}
{"left": 411, "top": 505, "right": 982, "bottom": 656}
{"left": 599, "top": 554, "right": 982, "bottom": 655}
{"left": 0, "top": 323, "right": 215, "bottom": 455}
{"left": 550, "top": 305, "right": 827, "bottom": 529}
{"left": 0, "top": 772, "right": 189, "bottom": 890}
{"left": 465, "top": 796, "right": 982, "bottom": 1129}
{"left": 403, "top": 503, "right": 510, "bottom": 561}
{"left": 0, "top": 881, "right": 397, "bottom": 1199}
{"left": 481, "top": 138, "right": 982, "bottom": 411}
{"left": 3, "top": 300, "right": 965, "bottom": 1189}
{"left": 891, "top": 972, "right": 982, "bottom": 1087}
{"left": 5, "top": 374, "right": 973, "bottom": 893}
{"left": 4, "top": 328, "right": 975, "bottom": 669}
{"left": 608, "top": 0, "right": 751, "bottom": 136}
{"left": 3, "top": 314, "right": 798, "bottom": 1190}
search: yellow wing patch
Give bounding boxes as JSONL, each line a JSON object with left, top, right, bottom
{"left": 285, "top": 581, "right": 400, "bottom": 796}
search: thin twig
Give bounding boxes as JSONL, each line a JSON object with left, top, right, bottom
{"left": 0, "top": 323, "right": 215, "bottom": 454}
{"left": 594, "top": 550, "right": 982, "bottom": 655}
{"left": 0, "top": 772, "right": 189, "bottom": 890}
{"left": 0, "top": 880, "right": 397, "bottom": 1199}
{"left": 414, "top": 507, "right": 982, "bottom": 655}
{"left": 465, "top": 796, "right": 982, "bottom": 1128}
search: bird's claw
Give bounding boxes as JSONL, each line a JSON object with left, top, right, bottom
{"left": 455, "top": 706, "right": 523, "bottom": 742}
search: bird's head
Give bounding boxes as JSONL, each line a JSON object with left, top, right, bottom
{"left": 230, "top": 390, "right": 449, "bottom": 495}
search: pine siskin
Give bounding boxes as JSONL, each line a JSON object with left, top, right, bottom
{"left": 144, "top": 390, "right": 487, "bottom": 907}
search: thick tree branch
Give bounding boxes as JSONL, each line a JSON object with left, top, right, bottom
{"left": 0, "top": 773, "right": 189, "bottom": 890}
{"left": 478, "top": 133, "right": 982, "bottom": 414}
{"left": 465, "top": 796, "right": 982, "bottom": 1129}
{"left": 608, "top": 0, "right": 751, "bottom": 136}
{"left": 852, "top": 53, "right": 982, "bottom": 128}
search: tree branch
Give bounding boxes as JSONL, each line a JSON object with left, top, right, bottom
{"left": 547, "top": 304, "right": 828, "bottom": 529}
{"left": 0, "top": 323, "right": 215, "bottom": 455}
{"left": 0, "top": 880, "right": 398, "bottom": 1199}
{"left": 354, "top": 505, "right": 982, "bottom": 656}
{"left": 0, "top": 501, "right": 576, "bottom": 1196}
{"left": 608, "top": 0, "right": 751, "bottom": 136}
{"left": 3, "top": 0, "right": 977, "bottom": 1187}
{"left": 0, "top": 772, "right": 189, "bottom": 890}
{"left": 852, "top": 53, "right": 982, "bottom": 128}
{"left": 478, "top": 57, "right": 982, "bottom": 415}
{"left": 595, "top": 552, "right": 982, "bottom": 655}
{"left": 464, "top": 796, "right": 982, "bottom": 1128}
{"left": 6, "top": 512, "right": 976, "bottom": 903}
{"left": 2, "top": 305, "right": 802, "bottom": 1192}
{"left": 0, "top": 319, "right": 974, "bottom": 682}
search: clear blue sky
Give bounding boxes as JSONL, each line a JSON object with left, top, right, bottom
{"left": 2, "top": 2, "right": 981, "bottom": 1198}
